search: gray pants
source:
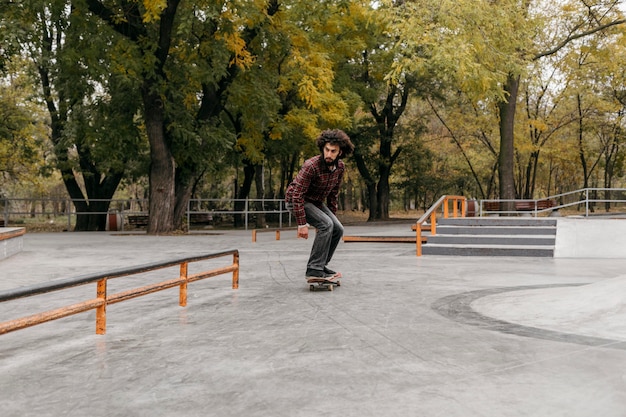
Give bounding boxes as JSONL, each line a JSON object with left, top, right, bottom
{"left": 287, "top": 202, "right": 344, "bottom": 273}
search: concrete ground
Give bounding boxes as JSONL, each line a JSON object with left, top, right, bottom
{"left": 1, "top": 220, "right": 626, "bottom": 417}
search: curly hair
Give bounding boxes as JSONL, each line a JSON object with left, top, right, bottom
{"left": 315, "top": 129, "right": 355, "bottom": 157}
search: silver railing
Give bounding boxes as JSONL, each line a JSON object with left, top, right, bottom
{"left": 478, "top": 188, "right": 626, "bottom": 217}
{"left": 0, "top": 197, "right": 291, "bottom": 231}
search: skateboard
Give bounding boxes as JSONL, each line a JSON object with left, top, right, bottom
{"left": 307, "top": 277, "right": 341, "bottom": 291}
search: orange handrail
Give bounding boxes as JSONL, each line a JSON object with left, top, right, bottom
{"left": 0, "top": 250, "right": 239, "bottom": 335}
{"left": 416, "top": 195, "right": 467, "bottom": 256}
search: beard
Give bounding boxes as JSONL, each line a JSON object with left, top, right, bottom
{"left": 324, "top": 157, "right": 338, "bottom": 167}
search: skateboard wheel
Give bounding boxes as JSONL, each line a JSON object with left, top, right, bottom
{"left": 328, "top": 284, "right": 334, "bottom": 291}
{"left": 309, "top": 285, "right": 315, "bottom": 291}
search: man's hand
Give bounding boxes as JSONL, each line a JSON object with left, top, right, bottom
{"left": 297, "top": 225, "right": 309, "bottom": 239}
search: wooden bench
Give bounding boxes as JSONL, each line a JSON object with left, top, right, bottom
{"left": 515, "top": 199, "right": 556, "bottom": 211}
{"left": 483, "top": 200, "right": 556, "bottom": 213}
{"left": 189, "top": 213, "right": 213, "bottom": 225}
{"left": 127, "top": 214, "right": 149, "bottom": 227}
{"left": 483, "top": 201, "right": 501, "bottom": 212}
{"left": 127, "top": 213, "right": 214, "bottom": 229}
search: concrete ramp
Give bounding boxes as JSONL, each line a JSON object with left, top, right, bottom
{"left": 472, "top": 276, "right": 626, "bottom": 341}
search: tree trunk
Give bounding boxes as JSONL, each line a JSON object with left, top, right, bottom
{"left": 498, "top": 73, "right": 520, "bottom": 210}
{"left": 352, "top": 151, "right": 377, "bottom": 221}
{"left": 174, "top": 174, "right": 193, "bottom": 231}
{"left": 143, "top": 84, "right": 176, "bottom": 234}
{"left": 234, "top": 160, "right": 256, "bottom": 227}
{"left": 577, "top": 94, "right": 590, "bottom": 189}
{"left": 376, "top": 163, "right": 390, "bottom": 219}
{"left": 254, "top": 163, "right": 266, "bottom": 228}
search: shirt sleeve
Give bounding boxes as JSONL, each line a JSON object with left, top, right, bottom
{"left": 289, "top": 161, "right": 315, "bottom": 227}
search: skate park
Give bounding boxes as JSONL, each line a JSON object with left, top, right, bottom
{"left": 1, "top": 218, "right": 626, "bottom": 417}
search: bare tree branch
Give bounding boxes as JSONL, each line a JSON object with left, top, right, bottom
{"left": 533, "top": 18, "right": 626, "bottom": 60}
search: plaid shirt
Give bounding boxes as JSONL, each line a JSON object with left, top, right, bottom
{"left": 285, "top": 155, "right": 345, "bottom": 227}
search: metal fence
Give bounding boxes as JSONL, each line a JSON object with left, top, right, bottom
{"left": 0, "top": 197, "right": 292, "bottom": 231}
{"left": 478, "top": 188, "right": 626, "bottom": 217}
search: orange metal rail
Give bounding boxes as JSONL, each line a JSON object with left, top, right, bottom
{"left": 0, "top": 250, "right": 239, "bottom": 335}
{"left": 415, "top": 195, "right": 467, "bottom": 256}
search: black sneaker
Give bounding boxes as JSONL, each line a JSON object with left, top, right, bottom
{"left": 323, "top": 266, "right": 337, "bottom": 275}
{"left": 324, "top": 266, "right": 341, "bottom": 278}
{"left": 305, "top": 268, "right": 325, "bottom": 278}
{"left": 306, "top": 269, "right": 336, "bottom": 280}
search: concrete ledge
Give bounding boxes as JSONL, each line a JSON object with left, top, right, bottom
{"left": 0, "top": 227, "right": 25, "bottom": 260}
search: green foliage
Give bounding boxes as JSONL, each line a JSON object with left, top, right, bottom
{"left": 0, "top": 57, "right": 51, "bottom": 194}
{"left": 3, "top": 0, "right": 626, "bottom": 215}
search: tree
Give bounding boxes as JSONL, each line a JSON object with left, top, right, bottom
{"left": 421, "top": 90, "right": 502, "bottom": 200}
{"left": 1, "top": 0, "right": 144, "bottom": 230}
{"left": 330, "top": 1, "right": 440, "bottom": 220}
{"left": 387, "top": 0, "right": 626, "bottom": 205}
{"left": 225, "top": 0, "right": 353, "bottom": 225}
{"left": 518, "top": 56, "right": 577, "bottom": 198}
{"left": 84, "top": 0, "right": 347, "bottom": 232}
{"left": 560, "top": 23, "right": 626, "bottom": 202}
{"left": 0, "top": 61, "right": 49, "bottom": 192}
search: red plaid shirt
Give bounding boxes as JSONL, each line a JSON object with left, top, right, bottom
{"left": 285, "top": 155, "right": 345, "bottom": 227}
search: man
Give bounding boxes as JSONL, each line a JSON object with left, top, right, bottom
{"left": 285, "top": 129, "right": 355, "bottom": 281}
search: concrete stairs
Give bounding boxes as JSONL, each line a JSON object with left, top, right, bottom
{"left": 421, "top": 218, "right": 557, "bottom": 257}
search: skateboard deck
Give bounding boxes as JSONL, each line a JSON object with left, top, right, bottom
{"left": 307, "top": 277, "right": 341, "bottom": 291}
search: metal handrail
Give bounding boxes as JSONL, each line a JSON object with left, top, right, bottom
{"left": 479, "top": 188, "right": 626, "bottom": 217}
{"left": 416, "top": 195, "right": 467, "bottom": 256}
{"left": 0, "top": 250, "right": 239, "bottom": 335}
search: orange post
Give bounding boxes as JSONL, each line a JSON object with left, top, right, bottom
{"left": 416, "top": 224, "right": 422, "bottom": 256}
{"left": 96, "top": 279, "right": 107, "bottom": 335}
{"left": 179, "top": 262, "right": 188, "bottom": 307}
{"left": 252, "top": 230, "right": 257, "bottom": 243}
{"left": 276, "top": 230, "right": 280, "bottom": 240}
{"left": 232, "top": 252, "right": 240, "bottom": 289}
{"left": 429, "top": 212, "right": 437, "bottom": 235}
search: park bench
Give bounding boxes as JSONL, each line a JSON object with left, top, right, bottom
{"left": 514, "top": 199, "right": 556, "bottom": 211}
{"left": 127, "top": 213, "right": 213, "bottom": 229}
{"left": 483, "top": 200, "right": 556, "bottom": 214}
{"left": 189, "top": 213, "right": 213, "bottom": 225}
{"left": 483, "top": 201, "right": 501, "bottom": 212}
{"left": 127, "top": 214, "right": 149, "bottom": 227}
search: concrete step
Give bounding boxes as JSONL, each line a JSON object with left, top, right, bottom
{"left": 439, "top": 218, "right": 557, "bottom": 227}
{"left": 435, "top": 225, "right": 556, "bottom": 236}
{"left": 421, "top": 243, "right": 554, "bottom": 257}
{"left": 421, "top": 217, "right": 556, "bottom": 257}
{"left": 427, "top": 234, "right": 555, "bottom": 246}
